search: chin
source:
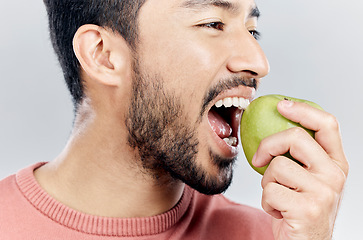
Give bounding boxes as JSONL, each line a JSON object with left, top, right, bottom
{"left": 192, "top": 170, "right": 234, "bottom": 195}
{"left": 182, "top": 153, "right": 236, "bottom": 195}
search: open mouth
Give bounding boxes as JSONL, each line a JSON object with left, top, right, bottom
{"left": 208, "top": 97, "right": 250, "bottom": 147}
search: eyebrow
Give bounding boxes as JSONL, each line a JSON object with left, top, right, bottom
{"left": 181, "top": 0, "right": 260, "bottom": 19}
{"left": 249, "top": 5, "right": 260, "bottom": 18}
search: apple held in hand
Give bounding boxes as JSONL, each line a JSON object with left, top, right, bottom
{"left": 240, "top": 94, "right": 323, "bottom": 175}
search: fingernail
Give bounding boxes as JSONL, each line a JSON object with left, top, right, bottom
{"left": 280, "top": 99, "right": 294, "bottom": 108}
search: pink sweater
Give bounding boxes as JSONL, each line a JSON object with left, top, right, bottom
{"left": 0, "top": 163, "right": 274, "bottom": 239}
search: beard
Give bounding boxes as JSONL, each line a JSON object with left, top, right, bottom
{"left": 125, "top": 59, "right": 235, "bottom": 195}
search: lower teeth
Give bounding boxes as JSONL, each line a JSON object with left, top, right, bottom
{"left": 223, "top": 137, "right": 237, "bottom": 146}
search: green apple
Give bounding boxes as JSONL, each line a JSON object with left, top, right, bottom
{"left": 240, "top": 94, "right": 323, "bottom": 175}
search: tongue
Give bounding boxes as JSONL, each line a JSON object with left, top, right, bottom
{"left": 208, "top": 109, "right": 232, "bottom": 139}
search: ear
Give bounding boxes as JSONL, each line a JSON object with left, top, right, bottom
{"left": 73, "top": 24, "right": 132, "bottom": 87}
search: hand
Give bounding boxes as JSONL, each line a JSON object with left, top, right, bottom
{"left": 252, "top": 100, "right": 349, "bottom": 240}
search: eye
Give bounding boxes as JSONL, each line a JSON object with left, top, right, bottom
{"left": 249, "top": 30, "right": 261, "bottom": 40}
{"left": 199, "top": 21, "right": 225, "bottom": 31}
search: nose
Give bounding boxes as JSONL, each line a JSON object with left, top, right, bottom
{"left": 226, "top": 31, "right": 270, "bottom": 79}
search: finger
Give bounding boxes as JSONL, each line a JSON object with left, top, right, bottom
{"left": 253, "top": 126, "right": 331, "bottom": 173}
{"left": 277, "top": 100, "right": 349, "bottom": 176}
{"left": 261, "top": 156, "right": 315, "bottom": 191}
{"left": 256, "top": 128, "right": 347, "bottom": 192}
{"left": 261, "top": 182, "right": 299, "bottom": 219}
{"left": 261, "top": 156, "right": 344, "bottom": 201}
{"left": 254, "top": 127, "right": 346, "bottom": 191}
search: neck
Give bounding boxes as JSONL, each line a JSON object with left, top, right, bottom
{"left": 34, "top": 112, "right": 185, "bottom": 218}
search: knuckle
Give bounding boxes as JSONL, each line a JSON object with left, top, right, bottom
{"left": 270, "top": 156, "right": 291, "bottom": 172}
{"left": 260, "top": 196, "right": 270, "bottom": 213}
{"left": 262, "top": 182, "right": 277, "bottom": 197}
{"left": 342, "top": 159, "right": 350, "bottom": 177}
{"left": 269, "top": 156, "right": 283, "bottom": 169}
{"left": 259, "top": 136, "right": 270, "bottom": 149}
{"left": 303, "top": 185, "right": 338, "bottom": 221}
{"left": 325, "top": 114, "right": 340, "bottom": 131}
{"left": 305, "top": 200, "right": 322, "bottom": 220}
{"left": 318, "top": 186, "right": 338, "bottom": 210}
{"left": 331, "top": 167, "right": 348, "bottom": 191}
{"left": 336, "top": 167, "right": 347, "bottom": 184}
{"left": 320, "top": 186, "right": 337, "bottom": 203}
{"left": 304, "top": 197, "right": 326, "bottom": 220}
{"left": 289, "top": 126, "right": 308, "bottom": 138}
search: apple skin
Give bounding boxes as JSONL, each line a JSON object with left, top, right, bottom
{"left": 240, "top": 94, "right": 323, "bottom": 175}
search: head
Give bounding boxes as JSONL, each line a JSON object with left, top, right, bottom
{"left": 44, "top": 0, "right": 269, "bottom": 194}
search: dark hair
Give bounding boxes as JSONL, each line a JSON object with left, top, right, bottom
{"left": 43, "top": 0, "right": 146, "bottom": 108}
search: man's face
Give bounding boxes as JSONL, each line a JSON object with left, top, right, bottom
{"left": 126, "top": 0, "right": 269, "bottom": 194}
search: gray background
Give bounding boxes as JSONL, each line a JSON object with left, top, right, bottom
{"left": 0, "top": 0, "right": 362, "bottom": 239}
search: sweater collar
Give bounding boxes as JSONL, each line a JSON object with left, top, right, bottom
{"left": 16, "top": 162, "right": 194, "bottom": 237}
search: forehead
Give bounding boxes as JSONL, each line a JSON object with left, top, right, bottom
{"left": 181, "top": 0, "right": 248, "bottom": 12}
{"left": 142, "top": 0, "right": 258, "bottom": 16}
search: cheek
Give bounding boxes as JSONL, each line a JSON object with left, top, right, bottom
{"left": 137, "top": 27, "right": 230, "bottom": 122}
{"left": 170, "top": 45, "right": 219, "bottom": 117}
{"left": 140, "top": 42, "right": 212, "bottom": 108}
{"left": 140, "top": 30, "right": 221, "bottom": 83}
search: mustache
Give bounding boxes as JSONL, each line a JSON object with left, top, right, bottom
{"left": 200, "top": 76, "right": 257, "bottom": 116}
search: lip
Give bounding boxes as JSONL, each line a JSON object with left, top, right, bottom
{"left": 204, "top": 85, "right": 256, "bottom": 158}
{"left": 207, "top": 123, "right": 239, "bottom": 158}
{"left": 209, "top": 86, "right": 256, "bottom": 109}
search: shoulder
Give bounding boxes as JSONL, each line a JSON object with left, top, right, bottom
{"left": 0, "top": 163, "right": 45, "bottom": 218}
{"left": 0, "top": 173, "right": 24, "bottom": 230}
{"left": 0, "top": 162, "right": 47, "bottom": 207}
{"left": 190, "top": 190, "right": 274, "bottom": 239}
{"left": 0, "top": 163, "right": 43, "bottom": 203}
{"left": 0, "top": 174, "right": 18, "bottom": 202}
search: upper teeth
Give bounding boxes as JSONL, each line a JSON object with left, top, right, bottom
{"left": 215, "top": 97, "right": 250, "bottom": 110}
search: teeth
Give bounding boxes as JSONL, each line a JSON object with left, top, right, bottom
{"left": 215, "top": 97, "right": 250, "bottom": 110}
{"left": 239, "top": 98, "right": 250, "bottom": 109}
{"left": 223, "top": 137, "right": 238, "bottom": 146}
{"left": 232, "top": 97, "right": 239, "bottom": 107}
{"left": 215, "top": 100, "right": 223, "bottom": 108}
{"left": 223, "top": 97, "right": 233, "bottom": 108}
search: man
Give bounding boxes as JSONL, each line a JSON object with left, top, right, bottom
{"left": 0, "top": 0, "right": 348, "bottom": 239}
